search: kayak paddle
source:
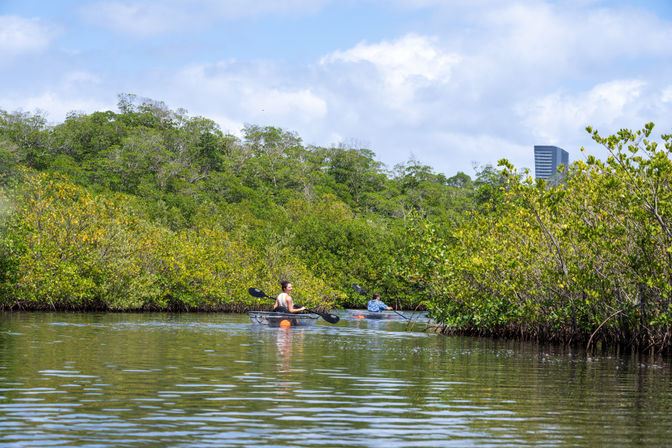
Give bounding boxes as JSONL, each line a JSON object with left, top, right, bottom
{"left": 248, "top": 287, "right": 340, "bottom": 324}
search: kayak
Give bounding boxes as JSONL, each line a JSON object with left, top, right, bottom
{"left": 247, "top": 311, "right": 319, "bottom": 327}
{"left": 349, "top": 310, "right": 394, "bottom": 320}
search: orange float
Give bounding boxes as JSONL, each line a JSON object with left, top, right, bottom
{"left": 279, "top": 319, "right": 291, "bottom": 328}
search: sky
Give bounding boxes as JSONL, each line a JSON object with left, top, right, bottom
{"left": 2, "top": 0, "right": 672, "bottom": 178}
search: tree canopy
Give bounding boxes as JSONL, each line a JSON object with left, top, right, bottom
{"left": 0, "top": 95, "right": 478, "bottom": 311}
{"left": 2, "top": 95, "right": 671, "bottom": 351}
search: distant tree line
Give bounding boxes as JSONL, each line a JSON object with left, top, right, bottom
{"left": 0, "top": 94, "right": 487, "bottom": 312}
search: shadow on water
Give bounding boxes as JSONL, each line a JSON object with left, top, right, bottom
{"left": 0, "top": 312, "right": 671, "bottom": 447}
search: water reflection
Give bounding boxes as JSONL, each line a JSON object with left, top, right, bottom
{"left": 274, "top": 327, "right": 302, "bottom": 389}
{"left": 0, "top": 312, "right": 671, "bottom": 447}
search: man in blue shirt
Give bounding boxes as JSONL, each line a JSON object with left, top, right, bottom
{"left": 367, "top": 293, "right": 392, "bottom": 312}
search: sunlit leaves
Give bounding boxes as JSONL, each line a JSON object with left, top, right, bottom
{"left": 0, "top": 172, "right": 338, "bottom": 310}
{"left": 0, "top": 97, "right": 488, "bottom": 312}
{"left": 411, "top": 123, "right": 672, "bottom": 348}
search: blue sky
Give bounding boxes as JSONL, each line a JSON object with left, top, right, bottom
{"left": 2, "top": 0, "right": 672, "bottom": 177}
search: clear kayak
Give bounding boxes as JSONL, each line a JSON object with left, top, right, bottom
{"left": 349, "top": 310, "right": 394, "bottom": 320}
{"left": 247, "top": 311, "right": 319, "bottom": 327}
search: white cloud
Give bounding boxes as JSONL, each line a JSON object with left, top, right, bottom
{"left": 242, "top": 88, "right": 327, "bottom": 120}
{"left": 162, "top": 61, "right": 327, "bottom": 131}
{"left": 517, "top": 80, "right": 646, "bottom": 143}
{"left": 321, "top": 34, "right": 457, "bottom": 85}
{"left": 320, "top": 34, "right": 460, "bottom": 110}
{"left": 480, "top": 3, "right": 672, "bottom": 78}
{"left": 0, "top": 15, "right": 56, "bottom": 56}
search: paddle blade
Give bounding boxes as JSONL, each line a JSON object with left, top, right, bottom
{"left": 305, "top": 308, "right": 340, "bottom": 324}
{"left": 248, "top": 287, "right": 269, "bottom": 298}
{"left": 352, "top": 283, "right": 367, "bottom": 295}
{"left": 320, "top": 313, "right": 340, "bottom": 324}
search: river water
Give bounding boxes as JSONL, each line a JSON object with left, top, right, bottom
{"left": 0, "top": 312, "right": 670, "bottom": 447}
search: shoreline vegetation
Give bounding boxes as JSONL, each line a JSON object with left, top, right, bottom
{"left": 1, "top": 95, "right": 671, "bottom": 351}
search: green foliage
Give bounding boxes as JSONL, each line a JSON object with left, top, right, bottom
{"left": 4, "top": 96, "right": 672, "bottom": 350}
{"left": 0, "top": 110, "right": 51, "bottom": 172}
{"left": 0, "top": 95, "right": 479, "bottom": 313}
{"left": 0, "top": 171, "right": 339, "bottom": 310}
{"left": 408, "top": 124, "right": 672, "bottom": 349}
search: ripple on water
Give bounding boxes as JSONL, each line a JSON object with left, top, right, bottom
{"left": 1, "top": 313, "right": 672, "bottom": 447}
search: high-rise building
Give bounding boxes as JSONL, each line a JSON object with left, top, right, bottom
{"left": 534, "top": 145, "right": 569, "bottom": 179}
